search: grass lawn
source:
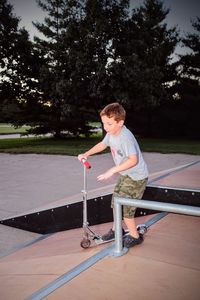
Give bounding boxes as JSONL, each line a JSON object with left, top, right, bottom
{"left": 0, "top": 136, "right": 103, "bottom": 155}
{"left": 0, "top": 123, "right": 30, "bottom": 134}
{"left": 0, "top": 135, "right": 199, "bottom": 155}
{"left": 0, "top": 123, "right": 199, "bottom": 155}
{"left": 138, "top": 137, "right": 200, "bottom": 155}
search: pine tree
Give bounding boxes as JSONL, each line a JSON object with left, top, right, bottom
{"left": 73, "top": 0, "right": 129, "bottom": 116}
{"left": 32, "top": 0, "right": 130, "bottom": 136}
{"left": 0, "top": 0, "right": 42, "bottom": 126}
{"left": 31, "top": 0, "right": 84, "bottom": 137}
{"left": 176, "top": 17, "right": 200, "bottom": 138}
{"left": 0, "top": 0, "right": 21, "bottom": 121}
{"left": 180, "top": 17, "right": 200, "bottom": 79}
{"left": 108, "top": 0, "right": 179, "bottom": 136}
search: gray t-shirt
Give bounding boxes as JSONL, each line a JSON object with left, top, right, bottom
{"left": 102, "top": 126, "right": 148, "bottom": 180}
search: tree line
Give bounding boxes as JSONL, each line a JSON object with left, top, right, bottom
{"left": 0, "top": 0, "right": 199, "bottom": 139}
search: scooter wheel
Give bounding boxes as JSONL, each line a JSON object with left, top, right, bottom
{"left": 137, "top": 225, "right": 147, "bottom": 235}
{"left": 80, "top": 238, "right": 91, "bottom": 249}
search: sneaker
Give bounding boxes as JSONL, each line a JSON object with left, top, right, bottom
{"left": 101, "top": 228, "right": 126, "bottom": 241}
{"left": 123, "top": 234, "right": 143, "bottom": 248}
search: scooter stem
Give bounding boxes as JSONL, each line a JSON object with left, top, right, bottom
{"left": 81, "top": 159, "right": 92, "bottom": 228}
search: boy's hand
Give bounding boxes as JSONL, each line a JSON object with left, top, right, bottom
{"left": 97, "top": 168, "right": 115, "bottom": 181}
{"left": 78, "top": 153, "right": 88, "bottom": 162}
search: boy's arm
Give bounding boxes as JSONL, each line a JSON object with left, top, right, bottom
{"left": 97, "top": 154, "right": 137, "bottom": 180}
{"left": 112, "top": 154, "right": 137, "bottom": 173}
{"left": 78, "top": 142, "right": 107, "bottom": 161}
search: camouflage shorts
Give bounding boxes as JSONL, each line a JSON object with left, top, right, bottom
{"left": 111, "top": 175, "right": 148, "bottom": 218}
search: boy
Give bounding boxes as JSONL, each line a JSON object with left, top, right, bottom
{"left": 78, "top": 102, "right": 148, "bottom": 248}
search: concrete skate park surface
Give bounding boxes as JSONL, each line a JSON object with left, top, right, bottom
{"left": 0, "top": 152, "right": 199, "bottom": 256}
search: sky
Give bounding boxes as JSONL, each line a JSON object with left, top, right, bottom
{"left": 8, "top": 0, "right": 200, "bottom": 58}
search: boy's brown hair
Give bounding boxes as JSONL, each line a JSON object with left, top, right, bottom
{"left": 100, "top": 102, "right": 126, "bottom": 122}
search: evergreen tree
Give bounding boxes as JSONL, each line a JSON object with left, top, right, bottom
{"left": 180, "top": 17, "right": 200, "bottom": 79}
{"left": 108, "top": 0, "right": 179, "bottom": 136}
{"left": 78, "top": 0, "right": 129, "bottom": 113}
{"left": 31, "top": 0, "right": 85, "bottom": 137}
{"left": 0, "top": 0, "right": 42, "bottom": 126}
{"left": 32, "top": 0, "right": 129, "bottom": 136}
{"left": 0, "top": 0, "right": 21, "bottom": 121}
{"left": 175, "top": 17, "right": 200, "bottom": 138}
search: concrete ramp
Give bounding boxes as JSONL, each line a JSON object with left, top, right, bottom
{"left": 0, "top": 214, "right": 199, "bottom": 299}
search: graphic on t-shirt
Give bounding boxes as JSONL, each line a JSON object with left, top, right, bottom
{"left": 117, "top": 149, "right": 123, "bottom": 157}
{"left": 111, "top": 148, "right": 123, "bottom": 158}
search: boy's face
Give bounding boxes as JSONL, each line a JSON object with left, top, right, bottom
{"left": 101, "top": 115, "right": 124, "bottom": 136}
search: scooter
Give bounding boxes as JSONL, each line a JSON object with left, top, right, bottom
{"left": 79, "top": 159, "right": 148, "bottom": 249}
{"left": 80, "top": 159, "right": 102, "bottom": 248}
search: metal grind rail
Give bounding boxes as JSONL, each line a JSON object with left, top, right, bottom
{"left": 113, "top": 198, "right": 200, "bottom": 257}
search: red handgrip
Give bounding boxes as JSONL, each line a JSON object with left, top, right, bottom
{"left": 82, "top": 159, "right": 91, "bottom": 169}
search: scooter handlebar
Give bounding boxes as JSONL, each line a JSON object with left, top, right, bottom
{"left": 81, "top": 158, "right": 91, "bottom": 169}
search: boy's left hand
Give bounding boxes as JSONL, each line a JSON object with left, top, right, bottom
{"left": 97, "top": 168, "right": 115, "bottom": 181}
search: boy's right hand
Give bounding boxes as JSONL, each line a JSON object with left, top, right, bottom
{"left": 78, "top": 153, "right": 88, "bottom": 162}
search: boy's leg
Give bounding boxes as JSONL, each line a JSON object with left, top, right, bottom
{"left": 111, "top": 175, "right": 123, "bottom": 231}
{"left": 123, "top": 217, "right": 138, "bottom": 238}
{"left": 122, "top": 177, "right": 148, "bottom": 247}
{"left": 101, "top": 176, "right": 125, "bottom": 241}
{"left": 106, "top": 175, "right": 147, "bottom": 231}
{"left": 101, "top": 208, "right": 126, "bottom": 241}
{"left": 102, "top": 176, "right": 147, "bottom": 243}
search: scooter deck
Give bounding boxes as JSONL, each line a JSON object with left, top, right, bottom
{"left": 94, "top": 231, "right": 129, "bottom": 246}
{"left": 80, "top": 212, "right": 167, "bottom": 249}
